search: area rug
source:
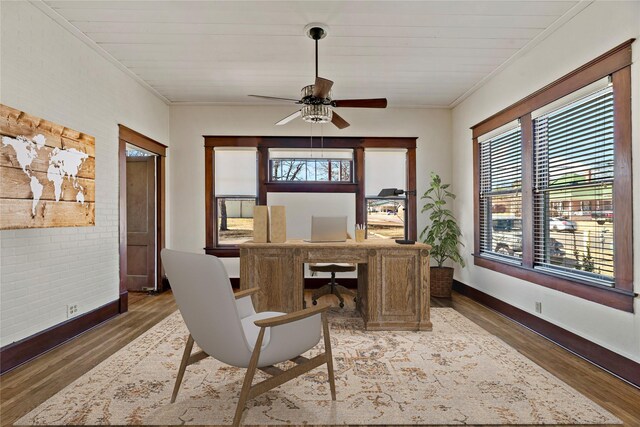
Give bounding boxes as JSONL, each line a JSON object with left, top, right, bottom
{"left": 17, "top": 308, "right": 620, "bottom": 425}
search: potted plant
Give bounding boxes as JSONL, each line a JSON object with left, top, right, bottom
{"left": 420, "top": 172, "right": 465, "bottom": 297}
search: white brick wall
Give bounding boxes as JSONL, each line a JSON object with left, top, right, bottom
{"left": 0, "top": 2, "right": 170, "bottom": 347}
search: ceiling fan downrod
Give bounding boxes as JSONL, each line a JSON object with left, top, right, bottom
{"left": 306, "top": 25, "right": 326, "bottom": 79}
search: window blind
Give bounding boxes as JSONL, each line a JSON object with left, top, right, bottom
{"left": 365, "top": 149, "right": 407, "bottom": 196}
{"left": 479, "top": 126, "right": 522, "bottom": 260}
{"left": 533, "top": 86, "right": 615, "bottom": 284}
{"left": 215, "top": 148, "right": 257, "bottom": 196}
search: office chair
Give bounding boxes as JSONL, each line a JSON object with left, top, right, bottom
{"left": 161, "top": 249, "right": 336, "bottom": 427}
{"left": 309, "top": 262, "right": 357, "bottom": 308}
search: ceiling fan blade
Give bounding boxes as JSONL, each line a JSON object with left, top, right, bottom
{"left": 249, "top": 95, "right": 301, "bottom": 103}
{"left": 332, "top": 98, "right": 388, "bottom": 108}
{"left": 275, "top": 110, "right": 302, "bottom": 126}
{"left": 312, "top": 77, "right": 334, "bottom": 98}
{"left": 331, "top": 111, "right": 350, "bottom": 129}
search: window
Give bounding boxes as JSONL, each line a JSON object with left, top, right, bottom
{"left": 533, "top": 85, "right": 615, "bottom": 284}
{"left": 216, "top": 197, "right": 257, "bottom": 245}
{"left": 364, "top": 148, "right": 408, "bottom": 239}
{"left": 268, "top": 149, "right": 353, "bottom": 183}
{"left": 213, "top": 148, "right": 257, "bottom": 248}
{"left": 478, "top": 126, "right": 522, "bottom": 260}
{"left": 270, "top": 158, "right": 352, "bottom": 182}
{"left": 366, "top": 198, "right": 405, "bottom": 240}
{"left": 204, "top": 138, "right": 418, "bottom": 255}
{"left": 471, "top": 40, "right": 633, "bottom": 311}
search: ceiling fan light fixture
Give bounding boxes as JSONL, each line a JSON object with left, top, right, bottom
{"left": 301, "top": 84, "right": 331, "bottom": 102}
{"left": 301, "top": 104, "right": 332, "bottom": 124}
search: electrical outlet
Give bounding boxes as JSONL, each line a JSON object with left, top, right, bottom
{"left": 535, "top": 301, "right": 542, "bottom": 314}
{"left": 67, "top": 303, "right": 79, "bottom": 318}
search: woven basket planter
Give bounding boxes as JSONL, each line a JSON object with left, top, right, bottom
{"left": 430, "top": 266, "right": 454, "bottom": 298}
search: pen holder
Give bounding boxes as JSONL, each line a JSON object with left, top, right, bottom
{"left": 355, "top": 229, "right": 366, "bottom": 242}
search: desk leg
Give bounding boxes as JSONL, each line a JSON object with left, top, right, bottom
{"left": 293, "top": 251, "right": 304, "bottom": 313}
{"left": 239, "top": 248, "right": 252, "bottom": 291}
{"left": 357, "top": 263, "right": 368, "bottom": 320}
{"left": 419, "top": 252, "right": 432, "bottom": 331}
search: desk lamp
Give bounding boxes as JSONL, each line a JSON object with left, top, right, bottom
{"left": 377, "top": 188, "right": 416, "bottom": 244}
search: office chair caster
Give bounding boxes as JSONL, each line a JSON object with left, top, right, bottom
{"left": 312, "top": 299, "right": 318, "bottom": 305}
{"left": 339, "top": 301, "right": 344, "bottom": 308}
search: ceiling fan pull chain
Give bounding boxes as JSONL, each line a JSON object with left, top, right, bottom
{"left": 321, "top": 123, "right": 324, "bottom": 158}
{"left": 310, "top": 122, "right": 314, "bottom": 157}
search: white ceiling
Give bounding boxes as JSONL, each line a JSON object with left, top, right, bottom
{"left": 43, "top": 1, "right": 583, "bottom": 107}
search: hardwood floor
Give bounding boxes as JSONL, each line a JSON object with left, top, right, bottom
{"left": 128, "top": 290, "right": 154, "bottom": 305}
{"left": 1, "top": 290, "right": 638, "bottom": 426}
{"left": 0, "top": 293, "right": 177, "bottom": 427}
{"left": 432, "top": 295, "right": 640, "bottom": 426}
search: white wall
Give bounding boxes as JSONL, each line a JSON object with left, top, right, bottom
{"left": 267, "top": 193, "right": 358, "bottom": 279}
{"left": 451, "top": 1, "right": 640, "bottom": 362}
{"left": 0, "top": 2, "right": 169, "bottom": 346}
{"left": 266, "top": 193, "right": 356, "bottom": 240}
{"left": 169, "top": 105, "right": 451, "bottom": 275}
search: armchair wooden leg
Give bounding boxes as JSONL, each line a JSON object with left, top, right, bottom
{"left": 322, "top": 313, "right": 336, "bottom": 400}
{"left": 171, "top": 334, "right": 195, "bottom": 403}
{"left": 233, "top": 327, "right": 265, "bottom": 427}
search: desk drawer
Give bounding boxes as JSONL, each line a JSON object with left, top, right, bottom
{"left": 303, "top": 248, "right": 368, "bottom": 263}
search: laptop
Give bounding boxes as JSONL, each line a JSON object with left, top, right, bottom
{"left": 305, "top": 216, "right": 348, "bottom": 242}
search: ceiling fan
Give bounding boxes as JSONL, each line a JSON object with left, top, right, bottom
{"left": 248, "top": 23, "right": 387, "bottom": 129}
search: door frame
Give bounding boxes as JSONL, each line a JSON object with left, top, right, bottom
{"left": 118, "top": 125, "right": 167, "bottom": 313}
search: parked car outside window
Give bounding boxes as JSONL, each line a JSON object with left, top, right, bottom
{"left": 492, "top": 217, "right": 522, "bottom": 256}
{"left": 491, "top": 217, "right": 565, "bottom": 260}
{"left": 549, "top": 217, "right": 577, "bottom": 232}
{"left": 591, "top": 211, "right": 613, "bottom": 225}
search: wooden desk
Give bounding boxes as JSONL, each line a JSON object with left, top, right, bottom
{"left": 238, "top": 239, "right": 432, "bottom": 331}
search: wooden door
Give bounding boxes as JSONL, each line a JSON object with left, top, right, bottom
{"left": 126, "top": 156, "right": 156, "bottom": 291}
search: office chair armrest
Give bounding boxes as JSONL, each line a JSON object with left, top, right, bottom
{"left": 254, "top": 304, "right": 330, "bottom": 328}
{"left": 234, "top": 287, "right": 260, "bottom": 300}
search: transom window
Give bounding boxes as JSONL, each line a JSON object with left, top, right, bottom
{"left": 270, "top": 158, "right": 352, "bottom": 182}
{"left": 268, "top": 148, "right": 353, "bottom": 183}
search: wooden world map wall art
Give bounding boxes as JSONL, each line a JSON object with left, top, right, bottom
{"left": 0, "top": 104, "right": 95, "bottom": 229}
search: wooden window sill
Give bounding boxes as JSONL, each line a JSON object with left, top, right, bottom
{"left": 204, "top": 247, "right": 240, "bottom": 257}
{"left": 473, "top": 254, "right": 635, "bottom": 312}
